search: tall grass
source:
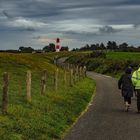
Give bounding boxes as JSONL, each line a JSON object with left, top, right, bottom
{"left": 0, "top": 53, "right": 95, "bottom": 139}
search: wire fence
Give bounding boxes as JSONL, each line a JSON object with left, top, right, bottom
{"left": 1, "top": 64, "right": 87, "bottom": 114}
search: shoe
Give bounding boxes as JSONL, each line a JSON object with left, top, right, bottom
{"left": 125, "top": 102, "right": 129, "bottom": 112}
{"left": 126, "top": 108, "right": 129, "bottom": 112}
{"left": 128, "top": 104, "right": 130, "bottom": 110}
{"left": 125, "top": 106, "right": 129, "bottom": 112}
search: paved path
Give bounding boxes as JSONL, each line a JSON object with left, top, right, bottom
{"left": 63, "top": 72, "right": 140, "bottom": 140}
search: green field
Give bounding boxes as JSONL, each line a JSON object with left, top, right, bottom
{"left": 66, "top": 51, "right": 140, "bottom": 78}
{"left": 0, "top": 53, "right": 96, "bottom": 140}
{"left": 106, "top": 52, "right": 140, "bottom": 60}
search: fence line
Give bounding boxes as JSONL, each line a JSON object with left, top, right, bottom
{"left": 1, "top": 63, "right": 87, "bottom": 113}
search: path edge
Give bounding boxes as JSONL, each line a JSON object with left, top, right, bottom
{"left": 61, "top": 85, "right": 96, "bottom": 139}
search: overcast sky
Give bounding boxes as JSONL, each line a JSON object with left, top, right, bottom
{"left": 0, "top": 0, "right": 140, "bottom": 49}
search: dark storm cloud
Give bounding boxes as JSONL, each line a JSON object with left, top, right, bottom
{"left": 99, "top": 26, "right": 121, "bottom": 34}
{"left": 58, "top": 25, "right": 122, "bottom": 42}
{"left": 20, "top": 27, "right": 36, "bottom": 32}
{"left": 0, "top": 0, "right": 140, "bottom": 49}
{"left": 1, "top": 8, "right": 47, "bottom": 32}
{"left": 1, "top": 0, "right": 140, "bottom": 24}
{"left": 119, "top": 0, "right": 140, "bottom": 5}
{"left": 2, "top": 10, "right": 13, "bottom": 19}
{"left": 60, "top": 30, "right": 97, "bottom": 37}
{"left": 2, "top": 10, "right": 36, "bottom": 31}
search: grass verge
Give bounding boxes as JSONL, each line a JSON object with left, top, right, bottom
{"left": 0, "top": 53, "right": 96, "bottom": 140}
{"left": 0, "top": 78, "right": 95, "bottom": 140}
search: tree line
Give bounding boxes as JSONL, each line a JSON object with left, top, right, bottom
{"left": 72, "top": 41, "right": 140, "bottom": 52}
{"left": 0, "top": 41, "right": 140, "bottom": 53}
{"left": 0, "top": 43, "right": 69, "bottom": 53}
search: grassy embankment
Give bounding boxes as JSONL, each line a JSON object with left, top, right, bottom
{"left": 66, "top": 51, "right": 140, "bottom": 78}
{"left": 0, "top": 53, "right": 95, "bottom": 140}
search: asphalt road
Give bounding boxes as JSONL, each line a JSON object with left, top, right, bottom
{"left": 63, "top": 71, "right": 140, "bottom": 140}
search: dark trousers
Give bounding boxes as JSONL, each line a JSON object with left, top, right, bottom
{"left": 137, "top": 90, "right": 140, "bottom": 111}
{"left": 124, "top": 97, "right": 131, "bottom": 104}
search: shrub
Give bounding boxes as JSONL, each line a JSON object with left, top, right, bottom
{"left": 89, "top": 51, "right": 106, "bottom": 58}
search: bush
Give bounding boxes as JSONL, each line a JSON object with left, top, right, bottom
{"left": 86, "top": 59, "right": 101, "bottom": 71}
{"left": 89, "top": 51, "right": 106, "bottom": 58}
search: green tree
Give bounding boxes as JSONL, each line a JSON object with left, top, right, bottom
{"left": 107, "top": 41, "right": 118, "bottom": 50}
{"left": 91, "top": 44, "right": 97, "bottom": 50}
{"left": 19, "top": 46, "right": 34, "bottom": 53}
{"left": 100, "top": 43, "right": 106, "bottom": 50}
{"left": 119, "top": 43, "right": 128, "bottom": 51}
{"left": 60, "top": 46, "right": 69, "bottom": 51}
{"left": 43, "top": 43, "right": 55, "bottom": 52}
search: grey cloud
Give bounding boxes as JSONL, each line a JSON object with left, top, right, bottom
{"left": 133, "top": 24, "right": 140, "bottom": 28}
{"left": 32, "top": 36, "right": 41, "bottom": 39}
{"left": 59, "top": 26, "right": 120, "bottom": 42}
{"left": 21, "top": 27, "right": 36, "bottom": 32}
{"left": 119, "top": 0, "right": 140, "bottom": 5}
{"left": 99, "top": 26, "right": 121, "bottom": 34}
{"left": 63, "top": 30, "right": 97, "bottom": 36}
{"left": 11, "top": 26, "right": 36, "bottom": 32}
{"left": 2, "top": 10, "right": 13, "bottom": 19}
{"left": 1, "top": 0, "right": 140, "bottom": 25}
{"left": 1, "top": 0, "right": 140, "bottom": 49}
{"left": 0, "top": 0, "right": 129, "bottom": 19}
{"left": 1, "top": 10, "right": 45, "bottom": 32}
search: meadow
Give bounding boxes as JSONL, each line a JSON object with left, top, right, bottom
{"left": 106, "top": 52, "right": 140, "bottom": 60}
{"left": 0, "top": 52, "right": 95, "bottom": 140}
{"left": 66, "top": 51, "right": 140, "bottom": 78}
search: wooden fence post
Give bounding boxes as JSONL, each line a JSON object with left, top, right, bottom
{"left": 83, "top": 66, "right": 87, "bottom": 77}
{"left": 2, "top": 72, "right": 9, "bottom": 114}
{"left": 81, "top": 67, "right": 85, "bottom": 79}
{"left": 79, "top": 67, "right": 82, "bottom": 78}
{"left": 70, "top": 68, "right": 74, "bottom": 86}
{"left": 67, "top": 63, "right": 70, "bottom": 71}
{"left": 73, "top": 65, "right": 76, "bottom": 83}
{"left": 76, "top": 66, "right": 79, "bottom": 81}
{"left": 26, "top": 70, "right": 31, "bottom": 102}
{"left": 64, "top": 66, "right": 67, "bottom": 88}
{"left": 69, "top": 69, "right": 71, "bottom": 86}
{"left": 41, "top": 70, "right": 47, "bottom": 95}
{"left": 54, "top": 68, "right": 59, "bottom": 91}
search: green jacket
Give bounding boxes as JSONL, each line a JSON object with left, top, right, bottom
{"left": 132, "top": 67, "right": 140, "bottom": 89}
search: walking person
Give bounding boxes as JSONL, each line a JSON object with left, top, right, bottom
{"left": 132, "top": 65, "right": 140, "bottom": 113}
{"left": 118, "top": 66, "right": 133, "bottom": 112}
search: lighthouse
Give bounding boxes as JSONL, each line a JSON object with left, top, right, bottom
{"left": 56, "top": 38, "right": 61, "bottom": 52}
